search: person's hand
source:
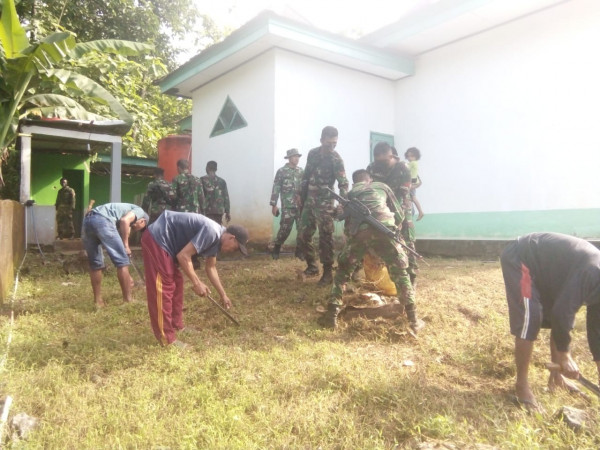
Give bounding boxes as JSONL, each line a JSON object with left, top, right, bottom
{"left": 225, "top": 213, "right": 231, "bottom": 223}
{"left": 124, "top": 245, "right": 132, "bottom": 257}
{"left": 556, "top": 351, "right": 580, "bottom": 379}
{"left": 192, "top": 281, "right": 210, "bottom": 297}
{"left": 271, "top": 205, "right": 279, "bottom": 217}
{"left": 221, "top": 295, "right": 232, "bottom": 309}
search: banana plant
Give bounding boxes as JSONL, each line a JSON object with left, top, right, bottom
{"left": 0, "top": 0, "right": 153, "bottom": 185}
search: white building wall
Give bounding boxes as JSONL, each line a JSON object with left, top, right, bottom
{"left": 273, "top": 49, "right": 396, "bottom": 183}
{"left": 191, "top": 52, "right": 276, "bottom": 240}
{"left": 395, "top": 0, "right": 600, "bottom": 215}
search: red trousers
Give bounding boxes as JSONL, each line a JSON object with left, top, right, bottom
{"left": 141, "top": 231, "right": 184, "bottom": 345}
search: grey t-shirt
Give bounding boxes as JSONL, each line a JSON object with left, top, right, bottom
{"left": 148, "top": 211, "right": 225, "bottom": 259}
{"left": 93, "top": 203, "right": 146, "bottom": 225}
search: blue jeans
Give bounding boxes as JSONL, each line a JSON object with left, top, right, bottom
{"left": 82, "top": 212, "right": 130, "bottom": 270}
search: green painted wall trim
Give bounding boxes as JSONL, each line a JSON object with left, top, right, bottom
{"left": 414, "top": 208, "right": 600, "bottom": 240}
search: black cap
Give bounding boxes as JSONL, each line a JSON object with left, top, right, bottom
{"left": 226, "top": 224, "right": 249, "bottom": 256}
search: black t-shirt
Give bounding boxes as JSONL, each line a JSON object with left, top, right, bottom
{"left": 517, "top": 232, "right": 600, "bottom": 357}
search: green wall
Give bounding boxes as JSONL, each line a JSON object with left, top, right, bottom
{"left": 31, "top": 152, "right": 90, "bottom": 209}
{"left": 414, "top": 208, "right": 600, "bottom": 239}
{"left": 89, "top": 173, "right": 151, "bottom": 206}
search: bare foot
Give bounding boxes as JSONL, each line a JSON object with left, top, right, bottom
{"left": 95, "top": 299, "right": 106, "bottom": 308}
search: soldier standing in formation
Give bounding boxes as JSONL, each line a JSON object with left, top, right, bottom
{"left": 172, "top": 159, "right": 205, "bottom": 214}
{"left": 297, "top": 126, "right": 349, "bottom": 285}
{"left": 318, "top": 170, "right": 423, "bottom": 332}
{"left": 142, "top": 167, "right": 176, "bottom": 223}
{"left": 368, "top": 142, "right": 420, "bottom": 289}
{"left": 269, "top": 148, "right": 304, "bottom": 259}
{"left": 201, "top": 161, "right": 230, "bottom": 225}
{"left": 55, "top": 177, "right": 76, "bottom": 239}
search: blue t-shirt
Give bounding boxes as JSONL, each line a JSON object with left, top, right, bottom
{"left": 148, "top": 211, "right": 225, "bottom": 259}
{"left": 93, "top": 203, "right": 146, "bottom": 225}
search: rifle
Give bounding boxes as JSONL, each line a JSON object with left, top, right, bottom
{"left": 325, "top": 187, "right": 426, "bottom": 263}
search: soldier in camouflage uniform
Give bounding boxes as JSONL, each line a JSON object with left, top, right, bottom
{"left": 269, "top": 148, "right": 304, "bottom": 259}
{"left": 142, "top": 168, "right": 176, "bottom": 223}
{"left": 201, "top": 161, "right": 230, "bottom": 225}
{"left": 172, "top": 159, "right": 205, "bottom": 214}
{"left": 318, "top": 169, "right": 423, "bottom": 333}
{"left": 367, "top": 142, "right": 420, "bottom": 288}
{"left": 297, "top": 126, "right": 349, "bottom": 285}
{"left": 55, "top": 177, "right": 76, "bottom": 239}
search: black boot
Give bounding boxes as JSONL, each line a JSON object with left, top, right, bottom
{"left": 317, "top": 303, "right": 341, "bottom": 328}
{"left": 304, "top": 262, "right": 319, "bottom": 277}
{"left": 294, "top": 246, "right": 304, "bottom": 260}
{"left": 318, "top": 265, "right": 333, "bottom": 286}
{"left": 271, "top": 244, "right": 281, "bottom": 260}
{"left": 405, "top": 303, "right": 424, "bottom": 334}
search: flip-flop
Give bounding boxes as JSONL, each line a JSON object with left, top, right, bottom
{"left": 509, "top": 395, "right": 545, "bottom": 413}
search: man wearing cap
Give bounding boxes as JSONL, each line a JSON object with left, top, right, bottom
{"left": 141, "top": 210, "right": 249, "bottom": 347}
{"left": 82, "top": 202, "right": 149, "bottom": 307}
{"left": 269, "top": 148, "right": 304, "bottom": 259}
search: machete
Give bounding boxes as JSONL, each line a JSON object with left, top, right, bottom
{"left": 546, "top": 362, "right": 600, "bottom": 398}
{"left": 207, "top": 294, "right": 240, "bottom": 326}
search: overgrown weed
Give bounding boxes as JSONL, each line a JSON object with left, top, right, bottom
{"left": 0, "top": 250, "right": 598, "bottom": 448}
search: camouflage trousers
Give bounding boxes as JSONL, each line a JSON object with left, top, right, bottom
{"left": 297, "top": 202, "right": 335, "bottom": 267}
{"left": 274, "top": 208, "right": 299, "bottom": 246}
{"left": 401, "top": 217, "right": 418, "bottom": 279}
{"left": 329, "top": 228, "right": 414, "bottom": 307}
{"left": 56, "top": 205, "right": 75, "bottom": 239}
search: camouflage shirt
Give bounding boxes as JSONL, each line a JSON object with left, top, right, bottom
{"left": 270, "top": 163, "right": 304, "bottom": 209}
{"left": 201, "top": 175, "right": 230, "bottom": 215}
{"left": 55, "top": 186, "right": 76, "bottom": 209}
{"left": 142, "top": 178, "right": 176, "bottom": 217}
{"left": 367, "top": 160, "right": 412, "bottom": 202}
{"left": 172, "top": 173, "right": 204, "bottom": 213}
{"left": 348, "top": 181, "right": 403, "bottom": 230}
{"left": 301, "top": 146, "right": 349, "bottom": 203}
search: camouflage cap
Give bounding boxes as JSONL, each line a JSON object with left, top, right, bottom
{"left": 284, "top": 148, "right": 302, "bottom": 159}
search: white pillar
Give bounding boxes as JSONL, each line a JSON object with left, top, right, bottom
{"left": 110, "top": 141, "right": 122, "bottom": 202}
{"left": 19, "top": 133, "right": 32, "bottom": 204}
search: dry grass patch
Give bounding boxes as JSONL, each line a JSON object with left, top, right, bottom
{"left": 0, "top": 250, "right": 598, "bottom": 448}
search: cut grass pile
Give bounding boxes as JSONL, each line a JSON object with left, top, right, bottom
{"left": 0, "top": 249, "right": 598, "bottom": 448}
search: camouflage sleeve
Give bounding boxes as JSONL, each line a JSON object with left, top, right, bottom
{"left": 166, "top": 182, "right": 177, "bottom": 208}
{"left": 384, "top": 185, "right": 404, "bottom": 226}
{"left": 300, "top": 153, "right": 314, "bottom": 201}
{"left": 335, "top": 156, "right": 349, "bottom": 198}
{"left": 270, "top": 168, "right": 282, "bottom": 206}
{"left": 222, "top": 179, "right": 230, "bottom": 214}
{"left": 195, "top": 177, "right": 205, "bottom": 213}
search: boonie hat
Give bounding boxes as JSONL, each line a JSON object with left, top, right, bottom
{"left": 226, "top": 224, "right": 249, "bottom": 256}
{"left": 284, "top": 148, "right": 302, "bottom": 159}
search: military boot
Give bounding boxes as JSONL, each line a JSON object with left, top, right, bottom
{"left": 318, "top": 265, "right": 333, "bottom": 286}
{"left": 405, "top": 303, "right": 425, "bottom": 334}
{"left": 304, "top": 262, "right": 319, "bottom": 277}
{"left": 271, "top": 244, "right": 281, "bottom": 260}
{"left": 294, "top": 246, "right": 304, "bottom": 260}
{"left": 317, "top": 303, "right": 342, "bottom": 328}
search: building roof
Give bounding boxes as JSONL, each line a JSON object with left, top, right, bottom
{"left": 158, "top": 10, "right": 415, "bottom": 98}
{"left": 159, "top": 0, "right": 567, "bottom": 98}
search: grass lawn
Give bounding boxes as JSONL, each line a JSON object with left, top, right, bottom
{"left": 1, "top": 249, "right": 598, "bottom": 448}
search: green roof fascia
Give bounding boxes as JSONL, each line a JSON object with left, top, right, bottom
{"left": 159, "top": 12, "right": 414, "bottom": 94}
{"left": 95, "top": 154, "right": 158, "bottom": 167}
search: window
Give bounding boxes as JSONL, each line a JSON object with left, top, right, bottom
{"left": 210, "top": 96, "right": 248, "bottom": 137}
